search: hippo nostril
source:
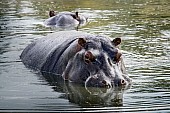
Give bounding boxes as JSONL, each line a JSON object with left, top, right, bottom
{"left": 120, "top": 79, "right": 126, "bottom": 85}
{"left": 114, "top": 79, "right": 126, "bottom": 86}
{"left": 102, "top": 80, "right": 107, "bottom": 85}
{"left": 101, "top": 80, "right": 111, "bottom": 88}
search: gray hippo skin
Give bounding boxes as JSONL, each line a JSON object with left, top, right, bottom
{"left": 20, "top": 31, "right": 131, "bottom": 87}
{"left": 44, "top": 11, "right": 87, "bottom": 27}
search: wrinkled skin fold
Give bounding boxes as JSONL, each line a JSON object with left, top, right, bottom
{"left": 20, "top": 31, "right": 131, "bottom": 88}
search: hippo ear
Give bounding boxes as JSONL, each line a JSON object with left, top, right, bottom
{"left": 49, "top": 11, "right": 55, "bottom": 17}
{"left": 75, "top": 12, "right": 78, "bottom": 17}
{"left": 78, "top": 38, "right": 86, "bottom": 47}
{"left": 112, "top": 38, "right": 121, "bottom": 46}
{"left": 71, "top": 12, "right": 78, "bottom": 19}
{"left": 72, "top": 12, "right": 80, "bottom": 21}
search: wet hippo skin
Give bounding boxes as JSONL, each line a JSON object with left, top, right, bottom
{"left": 44, "top": 11, "right": 87, "bottom": 27}
{"left": 20, "top": 31, "right": 131, "bottom": 88}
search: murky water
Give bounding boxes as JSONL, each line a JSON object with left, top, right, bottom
{"left": 0, "top": 0, "right": 170, "bottom": 112}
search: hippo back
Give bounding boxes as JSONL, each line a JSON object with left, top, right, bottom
{"left": 20, "top": 31, "right": 112, "bottom": 73}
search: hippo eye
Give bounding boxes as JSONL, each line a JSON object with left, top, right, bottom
{"left": 84, "top": 51, "right": 96, "bottom": 64}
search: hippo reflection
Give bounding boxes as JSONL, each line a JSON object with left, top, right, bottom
{"left": 44, "top": 11, "right": 87, "bottom": 27}
{"left": 20, "top": 31, "right": 131, "bottom": 87}
{"left": 42, "top": 73, "right": 131, "bottom": 107}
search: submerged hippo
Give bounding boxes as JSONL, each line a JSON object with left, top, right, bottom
{"left": 44, "top": 11, "right": 87, "bottom": 27}
{"left": 20, "top": 31, "right": 131, "bottom": 87}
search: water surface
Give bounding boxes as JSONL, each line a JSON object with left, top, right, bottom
{"left": 0, "top": 0, "right": 170, "bottom": 112}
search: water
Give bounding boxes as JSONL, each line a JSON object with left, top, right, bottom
{"left": 0, "top": 0, "right": 170, "bottom": 112}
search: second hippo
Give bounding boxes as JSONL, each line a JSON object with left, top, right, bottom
{"left": 20, "top": 31, "right": 131, "bottom": 88}
{"left": 44, "top": 11, "right": 87, "bottom": 27}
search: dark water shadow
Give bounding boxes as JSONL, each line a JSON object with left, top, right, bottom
{"left": 41, "top": 72, "right": 131, "bottom": 108}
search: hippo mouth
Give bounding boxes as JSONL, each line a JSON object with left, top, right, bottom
{"left": 85, "top": 75, "right": 112, "bottom": 88}
{"left": 85, "top": 74, "right": 128, "bottom": 88}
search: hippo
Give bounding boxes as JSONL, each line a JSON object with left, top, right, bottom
{"left": 20, "top": 31, "right": 131, "bottom": 87}
{"left": 44, "top": 11, "right": 87, "bottom": 27}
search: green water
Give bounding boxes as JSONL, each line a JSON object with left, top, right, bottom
{"left": 0, "top": 0, "right": 170, "bottom": 112}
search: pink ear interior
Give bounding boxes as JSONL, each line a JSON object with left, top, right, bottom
{"left": 49, "top": 11, "right": 55, "bottom": 17}
{"left": 78, "top": 38, "right": 86, "bottom": 47}
{"left": 112, "top": 38, "right": 121, "bottom": 46}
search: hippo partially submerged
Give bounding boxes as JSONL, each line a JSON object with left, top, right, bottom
{"left": 20, "top": 31, "right": 131, "bottom": 87}
{"left": 44, "top": 11, "right": 87, "bottom": 27}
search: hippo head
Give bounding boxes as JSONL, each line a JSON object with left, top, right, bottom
{"left": 62, "top": 37, "right": 131, "bottom": 88}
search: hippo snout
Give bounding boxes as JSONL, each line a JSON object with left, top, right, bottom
{"left": 85, "top": 67, "right": 128, "bottom": 88}
{"left": 113, "top": 78, "right": 126, "bottom": 86}
{"left": 85, "top": 75, "right": 112, "bottom": 88}
{"left": 85, "top": 75, "right": 128, "bottom": 88}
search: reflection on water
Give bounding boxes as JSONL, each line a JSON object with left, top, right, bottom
{"left": 42, "top": 73, "right": 131, "bottom": 108}
{"left": 0, "top": 0, "right": 170, "bottom": 112}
